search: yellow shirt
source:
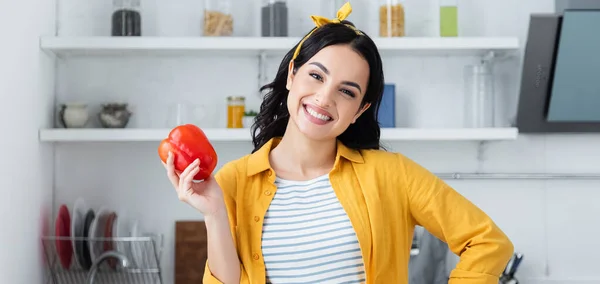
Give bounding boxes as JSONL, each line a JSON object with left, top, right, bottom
{"left": 204, "top": 138, "right": 514, "bottom": 284}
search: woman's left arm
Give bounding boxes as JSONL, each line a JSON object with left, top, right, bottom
{"left": 397, "top": 154, "right": 514, "bottom": 284}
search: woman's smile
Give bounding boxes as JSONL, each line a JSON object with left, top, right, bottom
{"left": 303, "top": 103, "right": 333, "bottom": 125}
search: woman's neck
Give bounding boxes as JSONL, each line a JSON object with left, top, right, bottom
{"left": 269, "top": 122, "right": 337, "bottom": 180}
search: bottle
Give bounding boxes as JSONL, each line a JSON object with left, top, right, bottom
{"left": 379, "top": 0, "right": 405, "bottom": 37}
{"left": 203, "top": 0, "right": 233, "bottom": 36}
{"left": 111, "top": 0, "right": 142, "bottom": 36}
{"left": 440, "top": 0, "right": 458, "bottom": 37}
{"left": 262, "top": 0, "right": 288, "bottom": 37}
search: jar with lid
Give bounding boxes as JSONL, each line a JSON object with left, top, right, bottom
{"left": 227, "top": 96, "right": 246, "bottom": 128}
{"left": 261, "top": 0, "right": 288, "bottom": 37}
{"left": 379, "top": 0, "right": 405, "bottom": 37}
{"left": 203, "top": 0, "right": 234, "bottom": 36}
{"left": 112, "top": 0, "right": 142, "bottom": 36}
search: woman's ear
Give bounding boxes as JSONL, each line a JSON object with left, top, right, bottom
{"left": 352, "top": 103, "right": 371, "bottom": 123}
{"left": 286, "top": 61, "right": 295, "bottom": 91}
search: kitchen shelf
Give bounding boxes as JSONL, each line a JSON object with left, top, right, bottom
{"left": 39, "top": 127, "right": 518, "bottom": 142}
{"left": 40, "top": 36, "right": 519, "bottom": 57}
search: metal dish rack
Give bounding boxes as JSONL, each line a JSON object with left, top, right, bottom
{"left": 42, "top": 235, "right": 163, "bottom": 284}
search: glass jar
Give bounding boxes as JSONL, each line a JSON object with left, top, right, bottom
{"left": 324, "top": 0, "right": 367, "bottom": 30}
{"left": 227, "top": 96, "right": 246, "bottom": 128}
{"left": 407, "top": 0, "right": 438, "bottom": 37}
{"left": 287, "top": 0, "right": 339, "bottom": 37}
{"left": 112, "top": 0, "right": 142, "bottom": 36}
{"left": 379, "top": 0, "right": 405, "bottom": 37}
{"left": 327, "top": 0, "right": 349, "bottom": 16}
{"left": 203, "top": 0, "right": 233, "bottom": 36}
{"left": 166, "top": 103, "right": 207, "bottom": 128}
{"left": 439, "top": 0, "right": 458, "bottom": 37}
{"left": 464, "top": 62, "right": 494, "bottom": 128}
{"left": 261, "top": 0, "right": 288, "bottom": 37}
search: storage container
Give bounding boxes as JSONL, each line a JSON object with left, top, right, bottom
{"left": 464, "top": 62, "right": 495, "bottom": 128}
{"left": 227, "top": 96, "right": 246, "bottom": 128}
{"left": 440, "top": 0, "right": 458, "bottom": 37}
{"left": 203, "top": 0, "right": 234, "bottom": 36}
{"left": 112, "top": 0, "right": 142, "bottom": 36}
{"left": 379, "top": 0, "right": 405, "bottom": 37}
{"left": 261, "top": 0, "right": 288, "bottom": 37}
{"left": 323, "top": 0, "right": 367, "bottom": 30}
{"left": 286, "top": 0, "right": 338, "bottom": 37}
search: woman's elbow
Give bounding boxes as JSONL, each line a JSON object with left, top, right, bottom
{"left": 496, "top": 232, "right": 515, "bottom": 265}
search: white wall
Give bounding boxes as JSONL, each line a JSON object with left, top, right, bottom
{"left": 48, "top": 0, "right": 600, "bottom": 284}
{"left": 0, "top": 0, "right": 56, "bottom": 283}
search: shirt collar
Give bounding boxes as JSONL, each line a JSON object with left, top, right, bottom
{"left": 246, "top": 137, "right": 365, "bottom": 176}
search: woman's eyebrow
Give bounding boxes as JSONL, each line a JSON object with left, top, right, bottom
{"left": 342, "top": 81, "right": 362, "bottom": 93}
{"left": 309, "top": 62, "right": 329, "bottom": 74}
{"left": 309, "top": 62, "right": 363, "bottom": 93}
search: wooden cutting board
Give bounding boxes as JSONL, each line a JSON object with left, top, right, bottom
{"left": 175, "top": 221, "right": 208, "bottom": 284}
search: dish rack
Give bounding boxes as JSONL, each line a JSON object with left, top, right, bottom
{"left": 42, "top": 235, "right": 163, "bottom": 284}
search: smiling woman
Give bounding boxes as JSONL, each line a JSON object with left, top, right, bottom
{"left": 252, "top": 13, "right": 384, "bottom": 152}
{"left": 163, "top": 2, "right": 515, "bottom": 284}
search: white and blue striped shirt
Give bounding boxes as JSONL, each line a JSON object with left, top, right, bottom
{"left": 261, "top": 174, "right": 366, "bottom": 284}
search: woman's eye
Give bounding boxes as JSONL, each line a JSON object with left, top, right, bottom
{"left": 310, "top": 73, "right": 323, "bottom": 81}
{"left": 341, "top": 89, "right": 356, "bottom": 98}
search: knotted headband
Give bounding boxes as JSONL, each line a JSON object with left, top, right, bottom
{"left": 291, "top": 2, "right": 363, "bottom": 61}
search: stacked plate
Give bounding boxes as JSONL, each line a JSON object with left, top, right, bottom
{"left": 53, "top": 197, "right": 152, "bottom": 271}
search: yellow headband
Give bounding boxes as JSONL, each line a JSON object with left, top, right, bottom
{"left": 291, "top": 2, "right": 363, "bottom": 61}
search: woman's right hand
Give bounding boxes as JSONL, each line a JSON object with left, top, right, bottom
{"left": 163, "top": 151, "right": 225, "bottom": 217}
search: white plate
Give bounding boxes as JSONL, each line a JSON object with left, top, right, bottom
{"left": 112, "top": 211, "right": 134, "bottom": 269}
{"left": 71, "top": 198, "right": 87, "bottom": 268}
{"left": 129, "top": 220, "right": 147, "bottom": 268}
{"left": 88, "top": 207, "right": 111, "bottom": 263}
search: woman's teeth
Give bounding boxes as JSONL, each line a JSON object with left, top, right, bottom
{"left": 306, "top": 106, "right": 332, "bottom": 121}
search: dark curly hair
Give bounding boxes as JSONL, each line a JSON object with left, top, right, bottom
{"left": 251, "top": 21, "right": 385, "bottom": 153}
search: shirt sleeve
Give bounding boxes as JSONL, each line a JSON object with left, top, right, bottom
{"left": 398, "top": 154, "right": 514, "bottom": 284}
{"left": 203, "top": 262, "right": 249, "bottom": 284}
{"left": 202, "top": 161, "right": 250, "bottom": 283}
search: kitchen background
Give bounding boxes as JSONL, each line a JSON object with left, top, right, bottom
{"left": 2, "top": 0, "right": 598, "bottom": 283}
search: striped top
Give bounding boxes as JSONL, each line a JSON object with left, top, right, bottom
{"left": 261, "top": 174, "right": 366, "bottom": 284}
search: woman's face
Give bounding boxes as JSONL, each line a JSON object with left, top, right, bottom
{"left": 286, "top": 44, "right": 371, "bottom": 142}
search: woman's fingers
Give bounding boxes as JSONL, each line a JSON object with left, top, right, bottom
{"left": 165, "top": 151, "right": 179, "bottom": 189}
{"left": 179, "top": 159, "right": 200, "bottom": 180}
{"left": 178, "top": 159, "right": 200, "bottom": 196}
{"left": 182, "top": 166, "right": 201, "bottom": 196}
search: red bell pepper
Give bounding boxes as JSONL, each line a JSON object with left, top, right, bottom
{"left": 158, "top": 124, "right": 218, "bottom": 181}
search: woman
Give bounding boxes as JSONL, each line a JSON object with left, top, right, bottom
{"left": 163, "top": 3, "right": 514, "bottom": 284}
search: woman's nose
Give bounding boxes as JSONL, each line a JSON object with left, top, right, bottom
{"left": 314, "top": 87, "right": 335, "bottom": 107}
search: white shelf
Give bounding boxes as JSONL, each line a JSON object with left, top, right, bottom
{"left": 40, "top": 36, "right": 519, "bottom": 57}
{"left": 39, "top": 128, "right": 252, "bottom": 142}
{"left": 39, "top": 127, "right": 518, "bottom": 142}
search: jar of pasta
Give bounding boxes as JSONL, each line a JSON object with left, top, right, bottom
{"left": 227, "top": 96, "right": 245, "bottom": 128}
{"left": 203, "top": 0, "right": 234, "bottom": 36}
{"left": 379, "top": 0, "right": 405, "bottom": 37}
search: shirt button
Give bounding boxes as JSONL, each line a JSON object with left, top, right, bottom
{"left": 267, "top": 171, "right": 272, "bottom": 176}
{"left": 254, "top": 216, "right": 260, "bottom": 222}
{"left": 264, "top": 190, "right": 272, "bottom": 196}
{"left": 253, "top": 253, "right": 260, "bottom": 260}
